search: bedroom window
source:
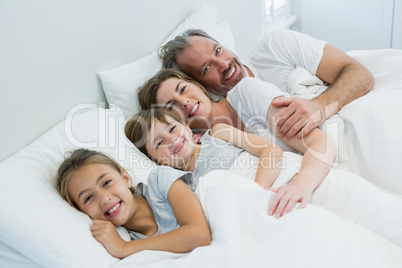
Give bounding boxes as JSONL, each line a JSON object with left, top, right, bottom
{"left": 261, "top": 0, "right": 297, "bottom": 33}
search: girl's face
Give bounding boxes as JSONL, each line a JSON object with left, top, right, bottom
{"left": 156, "top": 77, "right": 213, "bottom": 130}
{"left": 145, "top": 116, "right": 196, "bottom": 170}
{"left": 68, "top": 164, "right": 136, "bottom": 227}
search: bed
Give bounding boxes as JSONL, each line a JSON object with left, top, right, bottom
{"left": 1, "top": 3, "right": 402, "bottom": 268}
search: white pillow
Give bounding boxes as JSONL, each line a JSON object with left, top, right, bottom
{"left": 99, "top": 3, "right": 236, "bottom": 118}
{"left": 0, "top": 106, "right": 156, "bottom": 268}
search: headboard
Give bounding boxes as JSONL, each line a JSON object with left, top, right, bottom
{"left": 0, "top": 0, "right": 262, "bottom": 161}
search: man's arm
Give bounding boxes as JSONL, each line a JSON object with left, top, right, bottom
{"left": 272, "top": 43, "right": 374, "bottom": 140}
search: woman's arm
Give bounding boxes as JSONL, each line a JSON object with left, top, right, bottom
{"left": 210, "top": 123, "right": 283, "bottom": 188}
{"left": 266, "top": 102, "right": 337, "bottom": 217}
{"left": 93, "top": 179, "right": 210, "bottom": 258}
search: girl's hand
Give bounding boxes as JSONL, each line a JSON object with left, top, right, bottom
{"left": 91, "top": 220, "right": 129, "bottom": 258}
{"left": 265, "top": 182, "right": 313, "bottom": 218}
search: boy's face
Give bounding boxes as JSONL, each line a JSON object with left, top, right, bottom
{"left": 68, "top": 164, "right": 136, "bottom": 227}
{"left": 176, "top": 36, "right": 246, "bottom": 95}
{"left": 145, "top": 116, "right": 196, "bottom": 170}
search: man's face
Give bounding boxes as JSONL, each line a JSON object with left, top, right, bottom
{"left": 176, "top": 36, "right": 247, "bottom": 95}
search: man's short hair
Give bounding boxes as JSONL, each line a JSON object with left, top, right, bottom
{"left": 158, "top": 29, "right": 219, "bottom": 71}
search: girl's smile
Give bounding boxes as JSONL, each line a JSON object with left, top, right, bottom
{"left": 145, "top": 116, "right": 197, "bottom": 170}
{"left": 105, "top": 201, "right": 122, "bottom": 217}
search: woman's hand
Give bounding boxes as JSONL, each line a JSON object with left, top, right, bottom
{"left": 91, "top": 220, "right": 129, "bottom": 258}
{"left": 265, "top": 181, "right": 313, "bottom": 218}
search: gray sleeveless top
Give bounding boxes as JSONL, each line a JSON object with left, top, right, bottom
{"left": 192, "top": 130, "right": 245, "bottom": 187}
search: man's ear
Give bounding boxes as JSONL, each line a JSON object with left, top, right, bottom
{"left": 120, "top": 167, "right": 132, "bottom": 188}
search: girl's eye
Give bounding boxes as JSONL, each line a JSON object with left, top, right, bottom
{"left": 84, "top": 195, "right": 93, "bottom": 204}
{"left": 103, "top": 180, "right": 111, "bottom": 187}
{"left": 203, "top": 65, "right": 210, "bottom": 74}
{"left": 180, "top": 86, "right": 186, "bottom": 94}
{"left": 170, "top": 126, "right": 176, "bottom": 133}
{"left": 168, "top": 101, "right": 176, "bottom": 111}
{"left": 215, "top": 47, "right": 221, "bottom": 55}
{"left": 156, "top": 140, "right": 163, "bottom": 149}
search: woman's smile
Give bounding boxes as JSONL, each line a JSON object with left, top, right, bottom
{"left": 189, "top": 102, "right": 200, "bottom": 117}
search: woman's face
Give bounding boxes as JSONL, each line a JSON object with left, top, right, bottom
{"left": 145, "top": 116, "right": 196, "bottom": 170}
{"left": 156, "top": 77, "right": 214, "bottom": 130}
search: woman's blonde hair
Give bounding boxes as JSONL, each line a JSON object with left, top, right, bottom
{"left": 56, "top": 149, "right": 135, "bottom": 208}
{"left": 125, "top": 108, "right": 184, "bottom": 160}
{"left": 137, "top": 68, "right": 213, "bottom": 111}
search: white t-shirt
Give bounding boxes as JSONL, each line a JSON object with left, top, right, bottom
{"left": 243, "top": 29, "right": 326, "bottom": 93}
{"left": 227, "top": 77, "right": 297, "bottom": 153}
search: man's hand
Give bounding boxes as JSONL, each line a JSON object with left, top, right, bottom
{"left": 91, "top": 220, "right": 128, "bottom": 258}
{"left": 271, "top": 97, "right": 325, "bottom": 140}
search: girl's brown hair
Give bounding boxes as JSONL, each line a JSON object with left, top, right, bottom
{"left": 56, "top": 149, "right": 135, "bottom": 208}
{"left": 124, "top": 108, "right": 184, "bottom": 160}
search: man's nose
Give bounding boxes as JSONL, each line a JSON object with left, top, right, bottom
{"left": 214, "top": 58, "right": 229, "bottom": 72}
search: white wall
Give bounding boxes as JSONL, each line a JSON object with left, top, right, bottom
{"left": 198, "top": 0, "right": 262, "bottom": 57}
{"left": 393, "top": 0, "right": 402, "bottom": 49}
{"left": 292, "top": 0, "right": 397, "bottom": 51}
{"left": 0, "top": 0, "right": 262, "bottom": 161}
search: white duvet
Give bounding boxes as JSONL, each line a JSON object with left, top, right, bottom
{"left": 287, "top": 49, "right": 402, "bottom": 195}
{"left": 113, "top": 170, "right": 402, "bottom": 268}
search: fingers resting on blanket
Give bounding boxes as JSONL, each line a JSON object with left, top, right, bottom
{"left": 264, "top": 183, "right": 312, "bottom": 218}
{"left": 91, "top": 219, "right": 127, "bottom": 258}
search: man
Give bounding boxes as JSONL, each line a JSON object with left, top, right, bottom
{"left": 159, "top": 29, "right": 374, "bottom": 140}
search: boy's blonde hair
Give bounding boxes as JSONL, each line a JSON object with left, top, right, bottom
{"left": 56, "top": 149, "right": 135, "bottom": 209}
{"left": 125, "top": 108, "right": 184, "bottom": 160}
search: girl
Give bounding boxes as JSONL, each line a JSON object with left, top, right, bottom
{"left": 125, "top": 108, "right": 402, "bottom": 248}
{"left": 56, "top": 149, "right": 210, "bottom": 258}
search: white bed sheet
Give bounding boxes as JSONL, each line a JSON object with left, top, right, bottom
{"left": 112, "top": 171, "right": 402, "bottom": 268}
{"left": 287, "top": 49, "right": 402, "bottom": 195}
{"left": 1, "top": 106, "right": 401, "bottom": 267}
{"left": 0, "top": 241, "right": 41, "bottom": 268}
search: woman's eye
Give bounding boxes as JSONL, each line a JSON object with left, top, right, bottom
{"left": 203, "top": 65, "right": 210, "bottom": 74}
{"left": 103, "top": 180, "right": 111, "bottom": 187}
{"left": 180, "top": 86, "right": 186, "bottom": 94}
{"left": 216, "top": 47, "right": 221, "bottom": 55}
{"left": 170, "top": 126, "right": 176, "bottom": 133}
{"left": 84, "top": 195, "right": 93, "bottom": 204}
